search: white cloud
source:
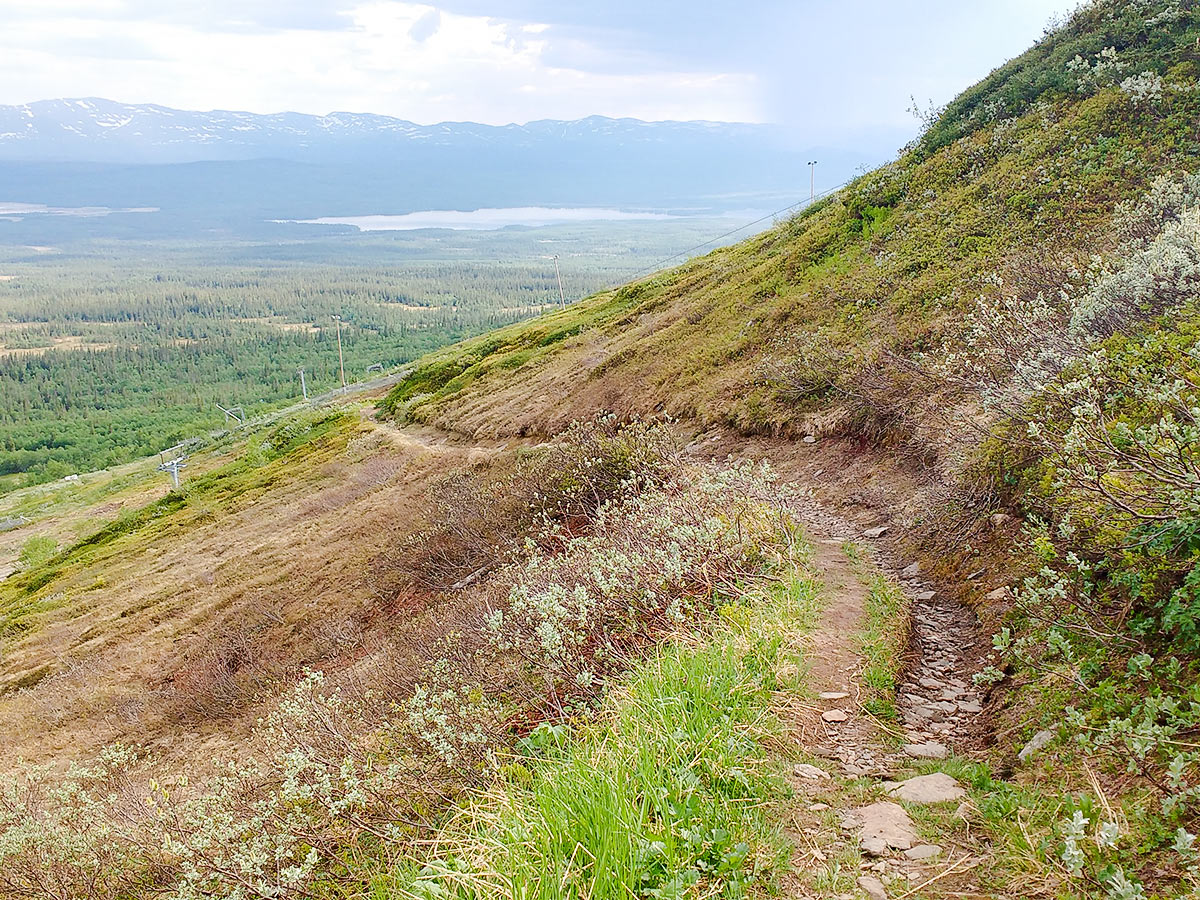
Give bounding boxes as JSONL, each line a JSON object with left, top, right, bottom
{"left": 0, "top": 1, "right": 758, "bottom": 123}
{"left": 0, "top": 0, "right": 1081, "bottom": 132}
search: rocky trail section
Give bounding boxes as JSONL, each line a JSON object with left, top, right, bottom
{"left": 893, "top": 573, "right": 991, "bottom": 756}
{"left": 780, "top": 497, "right": 992, "bottom": 899}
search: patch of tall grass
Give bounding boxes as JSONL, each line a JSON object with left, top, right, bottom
{"left": 380, "top": 569, "right": 821, "bottom": 900}
{"left": 841, "top": 543, "right": 908, "bottom": 722}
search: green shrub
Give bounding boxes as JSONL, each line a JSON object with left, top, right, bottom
{"left": 16, "top": 535, "right": 56, "bottom": 571}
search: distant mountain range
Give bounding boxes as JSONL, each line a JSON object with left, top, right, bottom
{"left": 0, "top": 98, "right": 781, "bottom": 165}
{"left": 0, "top": 99, "right": 901, "bottom": 244}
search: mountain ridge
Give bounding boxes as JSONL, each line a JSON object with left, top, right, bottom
{"left": 0, "top": 97, "right": 788, "bottom": 165}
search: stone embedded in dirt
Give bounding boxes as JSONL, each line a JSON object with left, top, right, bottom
{"left": 990, "top": 512, "right": 1017, "bottom": 530}
{"left": 967, "top": 569, "right": 985, "bottom": 580}
{"left": 904, "top": 844, "right": 943, "bottom": 860}
{"left": 917, "top": 677, "right": 943, "bottom": 690}
{"left": 822, "top": 708, "right": 849, "bottom": 722}
{"left": 857, "top": 875, "right": 888, "bottom": 900}
{"left": 914, "top": 590, "right": 937, "bottom": 601}
{"left": 1018, "top": 728, "right": 1056, "bottom": 763}
{"left": 794, "top": 763, "right": 831, "bottom": 780}
{"left": 863, "top": 525, "right": 889, "bottom": 538}
{"left": 802, "top": 434, "right": 817, "bottom": 443}
{"left": 808, "top": 802, "right": 830, "bottom": 811}
{"left": 903, "top": 741, "right": 948, "bottom": 760}
{"left": 820, "top": 690, "right": 850, "bottom": 700}
{"left": 957, "top": 699, "right": 982, "bottom": 713}
{"left": 955, "top": 799, "right": 978, "bottom": 821}
{"left": 984, "top": 586, "right": 1010, "bottom": 602}
{"left": 885, "top": 773, "right": 967, "bottom": 804}
{"left": 842, "top": 801, "right": 917, "bottom": 855}
{"left": 939, "top": 687, "right": 962, "bottom": 701}
{"left": 901, "top": 561, "right": 921, "bottom": 578}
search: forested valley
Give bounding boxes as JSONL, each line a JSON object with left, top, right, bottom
{"left": 0, "top": 220, "right": 730, "bottom": 492}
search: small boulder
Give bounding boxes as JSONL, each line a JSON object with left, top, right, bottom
{"left": 904, "top": 844, "right": 942, "bottom": 861}
{"left": 903, "top": 741, "right": 948, "bottom": 760}
{"left": 842, "top": 801, "right": 917, "bottom": 854}
{"left": 857, "top": 875, "right": 888, "bottom": 900}
{"left": 794, "top": 763, "right": 831, "bottom": 780}
{"left": 1018, "top": 728, "right": 1055, "bottom": 763}
{"left": 885, "top": 773, "right": 967, "bottom": 804}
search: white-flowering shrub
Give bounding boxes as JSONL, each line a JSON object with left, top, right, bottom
{"left": 1066, "top": 46, "right": 1127, "bottom": 94}
{"left": 1145, "top": 3, "right": 1186, "bottom": 27}
{"left": 404, "top": 661, "right": 498, "bottom": 771}
{"left": 487, "top": 461, "right": 789, "bottom": 687}
{"left": 1120, "top": 71, "right": 1166, "bottom": 105}
{"left": 949, "top": 171, "right": 1200, "bottom": 412}
{"left": 0, "top": 671, "right": 451, "bottom": 899}
{"left": 0, "top": 744, "right": 148, "bottom": 899}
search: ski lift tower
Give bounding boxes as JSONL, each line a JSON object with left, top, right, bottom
{"left": 216, "top": 403, "right": 245, "bottom": 424}
{"left": 158, "top": 455, "right": 187, "bottom": 489}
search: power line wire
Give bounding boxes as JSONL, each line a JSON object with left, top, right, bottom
{"left": 621, "top": 176, "right": 857, "bottom": 284}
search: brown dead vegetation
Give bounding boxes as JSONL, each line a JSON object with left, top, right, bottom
{"left": 0, "top": 414, "right": 493, "bottom": 771}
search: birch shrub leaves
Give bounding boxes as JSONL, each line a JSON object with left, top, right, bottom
{"left": 961, "top": 172, "right": 1200, "bottom": 896}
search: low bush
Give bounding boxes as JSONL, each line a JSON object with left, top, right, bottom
{"left": 955, "top": 172, "right": 1200, "bottom": 895}
{"left": 0, "top": 436, "right": 795, "bottom": 898}
{"left": 388, "top": 415, "right": 678, "bottom": 593}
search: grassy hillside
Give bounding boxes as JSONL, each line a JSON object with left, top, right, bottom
{"left": 374, "top": 2, "right": 1200, "bottom": 894}
{"left": 3, "top": 2, "right": 1200, "bottom": 898}
{"left": 382, "top": 2, "right": 1200, "bottom": 443}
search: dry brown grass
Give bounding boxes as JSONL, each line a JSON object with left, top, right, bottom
{"left": 0, "top": 414, "right": 503, "bottom": 773}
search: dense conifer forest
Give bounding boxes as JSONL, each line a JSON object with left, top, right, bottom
{"left": 0, "top": 220, "right": 733, "bottom": 491}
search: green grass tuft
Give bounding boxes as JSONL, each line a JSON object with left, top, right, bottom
{"left": 378, "top": 567, "right": 822, "bottom": 900}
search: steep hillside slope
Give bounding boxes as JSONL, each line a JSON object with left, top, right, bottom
{"left": 384, "top": 1, "right": 1200, "bottom": 445}
{"left": 3, "top": 3, "right": 1200, "bottom": 898}
{"left": 373, "top": 2, "right": 1200, "bottom": 894}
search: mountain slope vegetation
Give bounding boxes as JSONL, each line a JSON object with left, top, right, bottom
{"left": 2, "top": 1, "right": 1200, "bottom": 898}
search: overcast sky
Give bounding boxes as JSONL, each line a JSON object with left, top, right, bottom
{"left": 3, "top": 1, "right": 1077, "bottom": 136}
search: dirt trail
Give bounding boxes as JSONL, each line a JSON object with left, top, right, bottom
{"left": 698, "top": 428, "right": 993, "bottom": 757}
{"left": 780, "top": 491, "right": 991, "bottom": 898}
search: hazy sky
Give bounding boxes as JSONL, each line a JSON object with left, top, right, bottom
{"left": 3, "top": 1, "right": 1078, "bottom": 133}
